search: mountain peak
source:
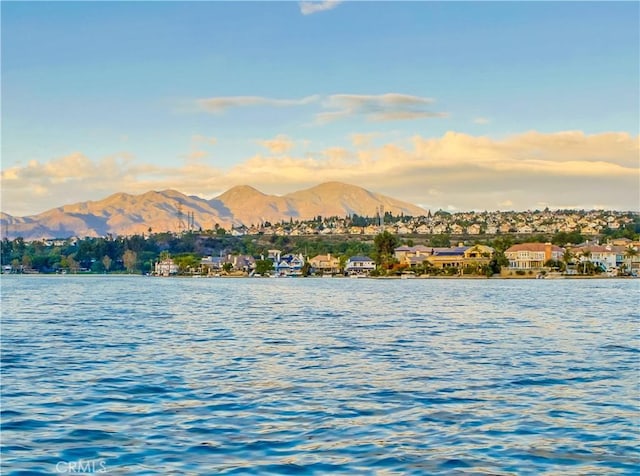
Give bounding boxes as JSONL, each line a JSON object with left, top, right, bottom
{"left": 216, "top": 185, "right": 266, "bottom": 200}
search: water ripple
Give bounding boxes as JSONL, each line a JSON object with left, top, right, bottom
{"left": 1, "top": 276, "right": 638, "bottom": 474}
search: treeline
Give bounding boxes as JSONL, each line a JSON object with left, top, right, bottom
{"left": 0, "top": 228, "right": 636, "bottom": 275}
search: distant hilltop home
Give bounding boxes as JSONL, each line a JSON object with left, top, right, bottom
{"left": 504, "top": 243, "right": 564, "bottom": 270}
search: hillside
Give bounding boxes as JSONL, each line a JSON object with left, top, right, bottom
{"left": 1, "top": 182, "right": 426, "bottom": 239}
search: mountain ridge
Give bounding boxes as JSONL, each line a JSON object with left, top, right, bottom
{"left": 1, "top": 182, "right": 426, "bottom": 240}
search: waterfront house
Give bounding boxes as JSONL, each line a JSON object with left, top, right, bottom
{"left": 394, "top": 245, "right": 433, "bottom": 263}
{"left": 274, "top": 253, "right": 305, "bottom": 276}
{"left": 232, "top": 254, "right": 256, "bottom": 272}
{"left": 309, "top": 253, "right": 340, "bottom": 274}
{"left": 463, "top": 245, "right": 495, "bottom": 267}
{"left": 426, "top": 246, "right": 468, "bottom": 269}
{"left": 573, "top": 244, "right": 638, "bottom": 273}
{"left": 464, "top": 244, "right": 495, "bottom": 260}
{"left": 155, "top": 258, "right": 179, "bottom": 276}
{"left": 345, "top": 256, "right": 376, "bottom": 275}
{"left": 200, "top": 256, "right": 227, "bottom": 273}
{"left": 504, "top": 243, "right": 564, "bottom": 269}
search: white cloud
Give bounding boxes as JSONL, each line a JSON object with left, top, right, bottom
{"left": 192, "top": 92, "right": 446, "bottom": 123}
{"left": 2, "top": 131, "right": 638, "bottom": 216}
{"left": 184, "top": 150, "right": 209, "bottom": 161}
{"left": 299, "top": 0, "right": 342, "bottom": 15}
{"left": 258, "top": 135, "right": 294, "bottom": 154}
{"left": 351, "top": 132, "right": 379, "bottom": 147}
{"left": 318, "top": 93, "right": 447, "bottom": 123}
{"left": 192, "top": 134, "right": 218, "bottom": 145}
{"left": 196, "top": 95, "right": 319, "bottom": 113}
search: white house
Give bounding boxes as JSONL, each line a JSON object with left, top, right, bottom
{"left": 504, "top": 243, "right": 564, "bottom": 269}
{"left": 345, "top": 256, "right": 376, "bottom": 275}
{"left": 155, "top": 259, "right": 179, "bottom": 276}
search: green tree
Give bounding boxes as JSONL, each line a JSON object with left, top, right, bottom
{"left": 22, "top": 254, "right": 32, "bottom": 270}
{"left": 301, "top": 261, "right": 312, "bottom": 277}
{"left": 255, "top": 259, "right": 273, "bottom": 276}
{"left": 580, "top": 249, "right": 592, "bottom": 274}
{"left": 374, "top": 231, "right": 399, "bottom": 266}
{"left": 222, "top": 262, "right": 233, "bottom": 273}
{"left": 11, "top": 258, "right": 21, "bottom": 272}
{"left": 102, "top": 255, "right": 112, "bottom": 273}
{"left": 67, "top": 255, "right": 80, "bottom": 274}
{"left": 173, "top": 254, "right": 200, "bottom": 274}
{"left": 429, "top": 234, "right": 451, "bottom": 248}
{"left": 339, "top": 255, "right": 348, "bottom": 274}
{"left": 624, "top": 246, "right": 638, "bottom": 275}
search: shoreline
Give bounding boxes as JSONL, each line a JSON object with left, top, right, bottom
{"left": 2, "top": 273, "right": 636, "bottom": 280}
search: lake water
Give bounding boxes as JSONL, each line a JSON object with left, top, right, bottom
{"left": 1, "top": 276, "right": 639, "bottom": 475}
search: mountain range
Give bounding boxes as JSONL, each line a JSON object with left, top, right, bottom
{"left": 1, "top": 182, "right": 426, "bottom": 240}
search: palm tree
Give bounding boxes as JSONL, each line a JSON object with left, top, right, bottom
{"left": 624, "top": 246, "right": 638, "bottom": 275}
{"left": 581, "top": 249, "right": 592, "bottom": 275}
{"left": 562, "top": 249, "right": 573, "bottom": 274}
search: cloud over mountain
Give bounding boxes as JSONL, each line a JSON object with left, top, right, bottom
{"left": 2, "top": 131, "right": 637, "bottom": 217}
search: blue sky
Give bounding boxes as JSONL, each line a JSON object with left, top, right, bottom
{"left": 2, "top": 1, "right": 639, "bottom": 215}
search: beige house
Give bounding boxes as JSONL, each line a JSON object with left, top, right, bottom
{"left": 463, "top": 244, "right": 495, "bottom": 264}
{"left": 504, "top": 243, "right": 564, "bottom": 269}
{"left": 309, "top": 254, "right": 340, "bottom": 274}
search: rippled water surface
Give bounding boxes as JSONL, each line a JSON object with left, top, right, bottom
{"left": 2, "top": 276, "right": 639, "bottom": 475}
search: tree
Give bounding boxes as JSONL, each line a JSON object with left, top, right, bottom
{"left": 67, "top": 255, "right": 80, "bottom": 274}
{"left": 430, "top": 234, "right": 451, "bottom": 248}
{"left": 222, "top": 262, "right": 233, "bottom": 273}
{"left": 580, "top": 249, "right": 592, "bottom": 274}
{"left": 22, "top": 254, "right": 32, "bottom": 270}
{"left": 173, "top": 254, "right": 200, "bottom": 274}
{"left": 255, "top": 259, "right": 273, "bottom": 276}
{"left": 562, "top": 249, "right": 574, "bottom": 269}
{"left": 102, "top": 255, "right": 112, "bottom": 273}
{"left": 544, "top": 259, "right": 565, "bottom": 272}
{"left": 374, "top": 231, "right": 399, "bottom": 266}
{"left": 339, "top": 255, "right": 348, "bottom": 274}
{"left": 624, "top": 246, "right": 638, "bottom": 275}
{"left": 301, "top": 261, "right": 312, "bottom": 277}
{"left": 123, "top": 249, "right": 137, "bottom": 273}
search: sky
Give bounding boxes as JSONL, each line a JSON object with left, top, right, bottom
{"left": 2, "top": 0, "right": 639, "bottom": 216}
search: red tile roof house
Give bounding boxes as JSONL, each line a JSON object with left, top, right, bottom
{"left": 504, "top": 243, "right": 564, "bottom": 270}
